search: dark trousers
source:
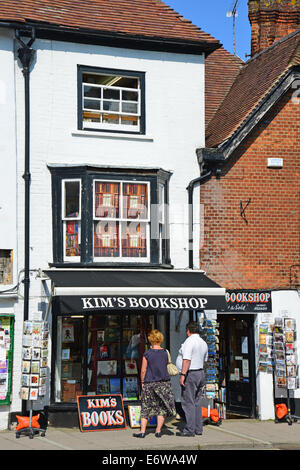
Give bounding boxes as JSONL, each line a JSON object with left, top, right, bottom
{"left": 181, "top": 370, "right": 205, "bottom": 434}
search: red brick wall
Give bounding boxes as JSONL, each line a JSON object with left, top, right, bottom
{"left": 200, "top": 90, "right": 300, "bottom": 289}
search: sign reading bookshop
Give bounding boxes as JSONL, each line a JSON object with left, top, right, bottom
{"left": 58, "top": 294, "right": 227, "bottom": 313}
{"left": 225, "top": 290, "right": 272, "bottom": 313}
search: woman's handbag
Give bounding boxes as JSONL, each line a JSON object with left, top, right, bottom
{"left": 166, "top": 349, "right": 179, "bottom": 376}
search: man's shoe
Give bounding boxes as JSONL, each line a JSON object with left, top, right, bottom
{"left": 155, "top": 432, "right": 162, "bottom": 438}
{"left": 133, "top": 432, "right": 146, "bottom": 438}
{"left": 176, "top": 431, "right": 195, "bottom": 437}
{"left": 195, "top": 432, "right": 202, "bottom": 435}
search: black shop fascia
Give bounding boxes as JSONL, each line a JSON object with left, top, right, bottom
{"left": 44, "top": 268, "right": 226, "bottom": 412}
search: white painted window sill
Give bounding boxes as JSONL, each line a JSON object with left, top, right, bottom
{"left": 72, "top": 130, "right": 154, "bottom": 142}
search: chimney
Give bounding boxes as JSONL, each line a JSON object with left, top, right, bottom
{"left": 248, "top": 0, "right": 300, "bottom": 56}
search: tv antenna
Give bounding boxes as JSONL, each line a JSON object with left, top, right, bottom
{"left": 227, "top": 0, "right": 239, "bottom": 55}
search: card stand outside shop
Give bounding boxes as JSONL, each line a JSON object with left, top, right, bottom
{"left": 16, "top": 320, "right": 49, "bottom": 439}
{"left": 0, "top": 316, "right": 14, "bottom": 407}
{"left": 198, "top": 312, "right": 223, "bottom": 425}
{"left": 272, "top": 317, "right": 300, "bottom": 425}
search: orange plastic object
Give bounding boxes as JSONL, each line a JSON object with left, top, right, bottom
{"left": 16, "top": 414, "right": 40, "bottom": 431}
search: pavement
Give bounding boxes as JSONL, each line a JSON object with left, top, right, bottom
{"left": 0, "top": 416, "right": 300, "bottom": 452}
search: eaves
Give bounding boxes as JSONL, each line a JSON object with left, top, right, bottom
{"left": 0, "top": 20, "right": 221, "bottom": 56}
{"left": 197, "top": 65, "right": 300, "bottom": 174}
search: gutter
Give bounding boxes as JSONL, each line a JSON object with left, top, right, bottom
{"left": 0, "top": 20, "right": 221, "bottom": 57}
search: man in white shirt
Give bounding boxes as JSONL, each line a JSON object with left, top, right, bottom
{"left": 176, "top": 321, "right": 208, "bottom": 437}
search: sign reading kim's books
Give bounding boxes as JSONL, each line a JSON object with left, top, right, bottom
{"left": 58, "top": 294, "right": 227, "bottom": 313}
{"left": 226, "top": 290, "right": 272, "bottom": 313}
{"left": 77, "top": 394, "right": 126, "bottom": 432}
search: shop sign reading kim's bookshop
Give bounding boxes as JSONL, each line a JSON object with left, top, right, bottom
{"left": 59, "top": 294, "right": 227, "bottom": 313}
{"left": 226, "top": 290, "right": 272, "bottom": 313}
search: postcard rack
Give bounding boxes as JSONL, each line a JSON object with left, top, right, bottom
{"left": 198, "top": 312, "right": 223, "bottom": 424}
{"left": 272, "top": 317, "right": 299, "bottom": 425}
{"left": 16, "top": 320, "right": 49, "bottom": 439}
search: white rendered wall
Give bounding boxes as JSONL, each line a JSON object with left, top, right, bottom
{"left": 0, "top": 29, "right": 19, "bottom": 429}
{"left": 10, "top": 38, "right": 206, "bottom": 415}
{"left": 0, "top": 29, "right": 17, "bottom": 279}
{"left": 14, "top": 39, "right": 205, "bottom": 277}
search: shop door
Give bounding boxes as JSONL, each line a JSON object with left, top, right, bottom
{"left": 219, "top": 314, "right": 256, "bottom": 418}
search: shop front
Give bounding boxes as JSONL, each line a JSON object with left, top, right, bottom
{"left": 216, "top": 290, "right": 272, "bottom": 419}
{"left": 44, "top": 269, "right": 226, "bottom": 425}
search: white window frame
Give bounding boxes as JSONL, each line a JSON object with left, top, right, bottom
{"left": 62, "top": 179, "right": 81, "bottom": 262}
{"left": 93, "top": 180, "right": 150, "bottom": 262}
{"left": 82, "top": 75, "right": 141, "bottom": 132}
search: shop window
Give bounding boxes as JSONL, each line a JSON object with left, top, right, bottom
{"left": 50, "top": 166, "right": 171, "bottom": 266}
{"left": 62, "top": 180, "right": 81, "bottom": 260}
{"left": 55, "top": 317, "right": 84, "bottom": 403}
{"left": 53, "top": 313, "right": 156, "bottom": 404}
{"left": 78, "top": 66, "right": 145, "bottom": 134}
{"left": 0, "top": 250, "right": 13, "bottom": 285}
{"left": 87, "top": 313, "right": 153, "bottom": 401}
{"left": 93, "top": 181, "right": 150, "bottom": 261}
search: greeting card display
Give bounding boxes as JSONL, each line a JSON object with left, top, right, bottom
{"left": 258, "top": 323, "right": 273, "bottom": 373}
{"left": 21, "top": 320, "right": 49, "bottom": 400}
{"left": 273, "top": 317, "right": 299, "bottom": 390}
{"left": 198, "top": 313, "right": 219, "bottom": 400}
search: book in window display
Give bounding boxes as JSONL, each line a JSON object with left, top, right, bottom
{"left": 97, "top": 360, "right": 118, "bottom": 376}
{"left": 109, "top": 343, "right": 120, "bottom": 359}
{"left": 123, "top": 183, "right": 148, "bottom": 220}
{"left": 123, "top": 377, "right": 139, "bottom": 401}
{"left": 62, "top": 323, "right": 74, "bottom": 342}
{"left": 99, "top": 345, "right": 109, "bottom": 359}
{"left": 97, "top": 330, "right": 105, "bottom": 342}
{"left": 94, "top": 182, "right": 120, "bottom": 219}
{"left": 110, "top": 378, "right": 121, "bottom": 394}
{"left": 104, "top": 328, "right": 120, "bottom": 342}
{"left": 124, "top": 359, "right": 138, "bottom": 375}
{"left": 97, "top": 378, "right": 110, "bottom": 394}
{"left": 94, "top": 221, "right": 119, "bottom": 258}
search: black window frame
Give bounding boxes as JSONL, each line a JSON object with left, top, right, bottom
{"left": 49, "top": 165, "right": 171, "bottom": 268}
{"left": 77, "top": 65, "right": 146, "bottom": 135}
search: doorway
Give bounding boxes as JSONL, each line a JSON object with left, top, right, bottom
{"left": 218, "top": 314, "right": 257, "bottom": 418}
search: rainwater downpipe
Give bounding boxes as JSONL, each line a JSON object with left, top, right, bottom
{"left": 186, "top": 170, "right": 212, "bottom": 270}
{"left": 15, "top": 28, "right": 36, "bottom": 415}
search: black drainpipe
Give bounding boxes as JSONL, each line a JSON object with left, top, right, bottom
{"left": 186, "top": 170, "right": 212, "bottom": 269}
{"left": 187, "top": 149, "right": 225, "bottom": 269}
{"left": 15, "top": 27, "right": 36, "bottom": 415}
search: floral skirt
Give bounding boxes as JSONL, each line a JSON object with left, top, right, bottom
{"left": 141, "top": 380, "right": 176, "bottom": 419}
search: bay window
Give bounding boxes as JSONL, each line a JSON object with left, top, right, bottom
{"left": 50, "top": 166, "right": 171, "bottom": 267}
{"left": 93, "top": 181, "right": 150, "bottom": 261}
